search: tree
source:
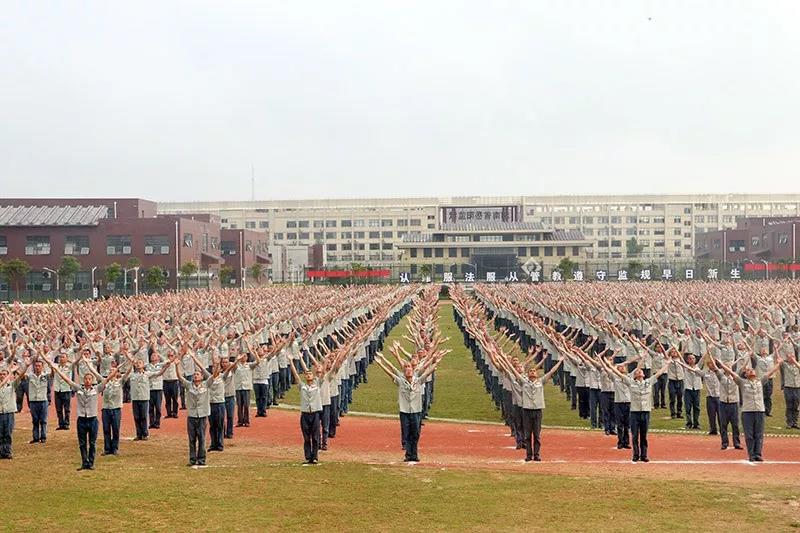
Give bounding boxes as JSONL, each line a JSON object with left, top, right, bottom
{"left": 419, "top": 264, "right": 432, "bottom": 281}
{"left": 628, "top": 260, "right": 643, "bottom": 277}
{"left": 57, "top": 256, "right": 81, "bottom": 289}
{"left": 126, "top": 257, "right": 141, "bottom": 269}
{"left": 556, "top": 257, "right": 577, "bottom": 280}
{"left": 248, "top": 263, "right": 264, "bottom": 285}
{"left": 2, "top": 258, "right": 30, "bottom": 299}
{"left": 220, "top": 265, "right": 234, "bottom": 286}
{"left": 105, "top": 263, "right": 123, "bottom": 289}
{"left": 626, "top": 238, "right": 644, "bottom": 258}
{"left": 179, "top": 261, "right": 198, "bottom": 289}
{"left": 144, "top": 266, "right": 167, "bottom": 291}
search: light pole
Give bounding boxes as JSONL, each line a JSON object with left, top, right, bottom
{"left": 761, "top": 259, "right": 769, "bottom": 280}
{"left": 124, "top": 267, "right": 140, "bottom": 296}
{"left": 91, "top": 266, "right": 97, "bottom": 288}
{"left": 241, "top": 267, "right": 246, "bottom": 289}
{"left": 42, "top": 267, "right": 59, "bottom": 292}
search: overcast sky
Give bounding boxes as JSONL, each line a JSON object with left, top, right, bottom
{"left": 2, "top": 1, "right": 799, "bottom": 202}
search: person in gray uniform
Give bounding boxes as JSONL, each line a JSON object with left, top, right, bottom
{"left": 176, "top": 363, "right": 213, "bottom": 466}
{"left": 717, "top": 356, "right": 782, "bottom": 462}
{"left": 781, "top": 354, "right": 800, "bottom": 429}
{"left": 0, "top": 364, "right": 21, "bottom": 459}
{"left": 288, "top": 361, "right": 323, "bottom": 464}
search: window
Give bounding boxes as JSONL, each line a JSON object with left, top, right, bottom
{"left": 286, "top": 232, "right": 297, "bottom": 240}
{"left": 354, "top": 231, "right": 365, "bottom": 239}
{"left": 273, "top": 233, "right": 283, "bottom": 241}
{"left": 674, "top": 240, "right": 682, "bottom": 247}
{"left": 326, "top": 220, "right": 337, "bottom": 228}
{"left": 369, "top": 243, "right": 380, "bottom": 250}
{"left": 64, "top": 235, "right": 90, "bottom": 255}
{"left": 342, "top": 243, "right": 352, "bottom": 251}
{"left": 259, "top": 221, "right": 269, "bottom": 229}
{"left": 598, "top": 240, "right": 609, "bottom": 248}
{"left": 353, "top": 220, "right": 365, "bottom": 227}
{"left": 144, "top": 235, "right": 170, "bottom": 255}
{"left": 25, "top": 236, "right": 50, "bottom": 255}
{"left": 341, "top": 220, "right": 352, "bottom": 227}
{"left": 673, "top": 229, "right": 682, "bottom": 236}
{"left": 610, "top": 216, "right": 621, "bottom": 224}
{"left": 341, "top": 232, "right": 352, "bottom": 239}
{"left": 569, "top": 217, "right": 579, "bottom": 224}
{"left": 544, "top": 246, "right": 553, "bottom": 256}
{"left": 778, "top": 233, "right": 789, "bottom": 245}
{"left": 229, "top": 224, "right": 237, "bottom": 229}
{"left": 313, "top": 232, "right": 323, "bottom": 240}
{"left": 299, "top": 232, "right": 310, "bottom": 240}
{"left": 530, "top": 246, "right": 539, "bottom": 256}
{"left": 382, "top": 243, "right": 392, "bottom": 250}
{"left": 382, "top": 231, "right": 393, "bottom": 239}
{"left": 707, "top": 215, "right": 718, "bottom": 223}
{"left": 381, "top": 219, "right": 393, "bottom": 227}
{"left": 654, "top": 240, "right": 665, "bottom": 248}
{"left": 461, "top": 248, "right": 470, "bottom": 257}
{"left": 367, "top": 219, "right": 379, "bottom": 227}
{"left": 220, "top": 218, "right": 228, "bottom": 224}
{"left": 326, "top": 254, "right": 337, "bottom": 262}
{"left": 369, "top": 231, "right": 380, "bottom": 239}
{"left": 639, "top": 217, "right": 650, "bottom": 224}
{"left": 245, "top": 221, "right": 256, "bottom": 229}
{"left": 286, "top": 221, "right": 297, "bottom": 228}
{"left": 582, "top": 216, "right": 594, "bottom": 224}
{"left": 410, "top": 248, "right": 418, "bottom": 258}
{"left": 423, "top": 248, "right": 432, "bottom": 258}
{"left": 397, "top": 220, "right": 408, "bottom": 227}
{"left": 298, "top": 221, "right": 309, "bottom": 228}
{"left": 313, "top": 220, "right": 324, "bottom": 228}
{"left": 410, "top": 219, "right": 421, "bottom": 227}
{"left": 183, "top": 233, "right": 193, "bottom": 247}
{"left": 610, "top": 240, "right": 621, "bottom": 248}
{"left": 572, "top": 246, "right": 580, "bottom": 256}
{"left": 0, "top": 236, "right": 6, "bottom": 255}
{"left": 434, "top": 248, "right": 444, "bottom": 258}
{"left": 325, "top": 232, "right": 336, "bottom": 239}
{"left": 449, "top": 248, "right": 458, "bottom": 257}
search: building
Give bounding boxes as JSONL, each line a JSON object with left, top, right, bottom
{"left": 696, "top": 216, "right": 800, "bottom": 263}
{"left": 0, "top": 199, "right": 229, "bottom": 295}
{"left": 159, "top": 194, "right": 800, "bottom": 268}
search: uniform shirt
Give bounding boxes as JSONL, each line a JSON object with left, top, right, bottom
{"left": 299, "top": 380, "right": 323, "bottom": 413}
{"left": 146, "top": 363, "right": 165, "bottom": 390}
{"left": 739, "top": 376, "right": 768, "bottom": 412}
{"left": 234, "top": 364, "right": 253, "bottom": 391}
{"left": 394, "top": 374, "right": 423, "bottom": 414}
{"left": 521, "top": 378, "right": 545, "bottom": 410}
{"left": 683, "top": 366, "right": 703, "bottom": 391}
{"left": 161, "top": 358, "right": 177, "bottom": 380}
{"left": 702, "top": 370, "right": 720, "bottom": 398}
{"left": 250, "top": 358, "right": 270, "bottom": 384}
{"left": 612, "top": 374, "right": 632, "bottom": 403}
{"left": 716, "top": 371, "right": 740, "bottom": 403}
{"left": 783, "top": 362, "right": 800, "bottom": 388}
{"left": 54, "top": 364, "right": 74, "bottom": 392}
{"left": 752, "top": 354, "right": 774, "bottom": 379}
{"left": 209, "top": 375, "right": 227, "bottom": 404}
{"left": 0, "top": 382, "right": 16, "bottom": 414}
{"left": 102, "top": 377, "right": 126, "bottom": 410}
{"left": 223, "top": 370, "right": 236, "bottom": 398}
{"left": 667, "top": 359, "right": 685, "bottom": 381}
{"left": 622, "top": 376, "right": 654, "bottom": 412}
{"left": 28, "top": 371, "right": 49, "bottom": 402}
{"left": 129, "top": 371, "right": 152, "bottom": 402}
{"left": 179, "top": 375, "right": 211, "bottom": 418}
{"left": 510, "top": 378, "right": 523, "bottom": 407}
{"left": 72, "top": 384, "right": 100, "bottom": 418}
{"left": 320, "top": 377, "right": 331, "bottom": 406}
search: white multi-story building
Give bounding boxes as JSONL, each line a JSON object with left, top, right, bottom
{"left": 159, "top": 194, "right": 800, "bottom": 266}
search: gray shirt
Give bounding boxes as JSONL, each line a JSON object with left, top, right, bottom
{"left": 72, "top": 384, "right": 100, "bottom": 418}
{"left": 521, "top": 378, "right": 545, "bottom": 410}
{"left": 299, "top": 380, "right": 323, "bottom": 413}
{"left": 102, "top": 377, "right": 126, "bottom": 410}
{"left": 28, "top": 371, "right": 49, "bottom": 402}
{"left": 716, "top": 370, "right": 740, "bottom": 403}
{"left": 783, "top": 362, "right": 800, "bottom": 388}
{"left": 738, "top": 376, "right": 769, "bottom": 412}
{"left": 623, "top": 376, "right": 654, "bottom": 412}
{"left": 394, "top": 374, "right": 423, "bottom": 414}
{"left": 179, "top": 375, "right": 211, "bottom": 418}
{"left": 0, "top": 382, "right": 16, "bottom": 414}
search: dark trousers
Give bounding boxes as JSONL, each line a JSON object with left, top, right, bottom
{"left": 224, "top": 396, "right": 235, "bottom": 438}
{"left": 588, "top": 388, "right": 601, "bottom": 428}
{"left": 15, "top": 380, "right": 28, "bottom": 412}
{"left": 719, "top": 401, "right": 741, "bottom": 448}
{"left": 271, "top": 373, "right": 280, "bottom": 404}
{"left": 163, "top": 380, "right": 179, "bottom": 417}
{"left": 101, "top": 408, "right": 121, "bottom": 454}
{"left": 209, "top": 402, "right": 225, "bottom": 450}
{"left": 236, "top": 389, "right": 250, "bottom": 425}
{"left": 280, "top": 368, "right": 290, "bottom": 397}
{"left": 785, "top": 387, "right": 800, "bottom": 427}
{"left": 706, "top": 396, "right": 720, "bottom": 433}
{"left": 653, "top": 375, "right": 667, "bottom": 407}
{"left": 569, "top": 376, "right": 577, "bottom": 408}
{"left": 187, "top": 416, "right": 207, "bottom": 464}
{"left": 668, "top": 379, "right": 683, "bottom": 416}
{"left": 300, "top": 411, "right": 321, "bottom": 462}
{"left": 601, "top": 391, "right": 615, "bottom": 433}
{"left": 512, "top": 405, "right": 524, "bottom": 446}
{"left": 521, "top": 408, "right": 542, "bottom": 460}
{"left": 577, "top": 386, "right": 589, "bottom": 419}
{"left": 30, "top": 400, "right": 48, "bottom": 442}
{"left": 763, "top": 380, "right": 773, "bottom": 416}
{"left": 329, "top": 395, "right": 340, "bottom": 437}
{"left": 253, "top": 383, "right": 269, "bottom": 416}
{"left": 741, "top": 411, "right": 765, "bottom": 460}
{"left": 630, "top": 411, "right": 650, "bottom": 460}
{"left": 614, "top": 402, "right": 630, "bottom": 447}
{"left": 321, "top": 404, "right": 331, "bottom": 447}
{"left": 54, "top": 391, "right": 72, "bottom": 428}
{"left": 149, "top": 389, "right": 163, "bottom": 428}
{"left": 132, "top": 400, "right": 149, "bottom": 439}
{"left": 0, "top": 412, "right": 14, "bottom": 458}
{"left": 76, "top": 416, "right": 98, "bottom": 468}
{"left": 683, "top": 389, "right": 700, "bottom": 427}
{"left": 400, "top": 411, "right": 422, "bottom": 461}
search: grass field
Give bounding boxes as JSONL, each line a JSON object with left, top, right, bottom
{"left": 0, "top": 431, "right": 797, "bottom": 532}
{"left": 288, "top": 301, "right": 794, "bottom": 435}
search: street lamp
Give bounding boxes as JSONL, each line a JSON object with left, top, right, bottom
{"left": 761, "top": 259, "right": 769, "bottom": 281}
{"left": 91, "top": 266, "right": 97, "bottom": 290}
{"left": 42, "top": 267, "right": 59, "bottom": 292}
{"left": 124, "top": 266, "right": 140, "bottom": 296}
{"left": 241, "top": 267, "right": 246, "bottom": 289}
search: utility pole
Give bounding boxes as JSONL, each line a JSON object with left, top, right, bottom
{"left": 251, "top": 164, "right": 255, "bottom": 201}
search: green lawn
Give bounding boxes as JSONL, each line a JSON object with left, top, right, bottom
{"left": 0, "top": 432, "right": 796, "bottom": 532}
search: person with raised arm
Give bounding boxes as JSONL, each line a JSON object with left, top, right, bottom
{"left": 781, "top": 353, "right": 800, "bottom": 429}
{"left": 605, "top": 357, "right": 670, "bottom": 462}
{"left": 51, "top": 350, "right": 77, "bottom": 431}
{"left": 207, "top": 353, "right": 237, "bottom": 452}
{"left": 176, "top": 361, "right": 212, "bottom": 466}
{"left": 706, "top": 355, "right": 744, "bottom": 450}
{"left": 44, "top": 355, "right": 115, "bottom": 470}
{"left": 0, "top": 363, "right": 21, "bottom": 459}
{"left": 510, "top": 355, "right": 564, "bottom": 462}
{"left": 288, "top": 355, "right": 323, "bottom": 464}
{"left": 122, "top": 352, "right": 172, "bottom": 441}
{"left": 717, "top": 355, "right": 783, "bottom": 462}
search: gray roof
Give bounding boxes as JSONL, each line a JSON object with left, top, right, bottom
{"left": 440, "top": 221, "right": 544, "bottom": 231}
{"left": 551, "top": 229, "right": 587, "bottom": 241}
{"left": 0, "top": 205, "right": 109, "bottom": 227}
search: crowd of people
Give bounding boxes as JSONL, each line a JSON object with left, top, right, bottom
{"left": 0, "top": 285, "right": 417, "bottom": 467}
{"left": 463, "top": 281, "right": 800, "bottom": 463}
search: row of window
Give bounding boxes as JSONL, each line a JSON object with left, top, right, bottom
{"left": 0, "top": 235, "right": 173, "bottom": 256}
{"left": 529, "top": 203, "right": 799, "bottom": 213}
{"left": 273, "top": 231, "right": 403, "bottom": 241}
{"left": 408, "top": 246, "right": 580, "bottom": 259}
{"left": 326, "top": 254, "right": 397, "bottom": 262}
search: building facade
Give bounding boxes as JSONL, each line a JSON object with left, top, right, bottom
{"left": 159, "top": 193, "right": 800, "bottom": 267}
{"left": 696, "top": 216, "right": 800, "bottom": 263}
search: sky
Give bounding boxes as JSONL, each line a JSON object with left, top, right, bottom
{"left": 1, "top": 1, "right": 799, "bottom": 202}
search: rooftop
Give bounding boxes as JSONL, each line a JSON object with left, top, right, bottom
{"left": 0, "top": 204, "right": 109, "bottom": 227}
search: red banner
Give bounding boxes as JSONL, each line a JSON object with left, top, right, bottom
{"left": 743, "top": 262, "right": 800, "bottom": 272}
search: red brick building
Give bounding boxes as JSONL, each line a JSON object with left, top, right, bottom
{"left": 695, "top": 216, "right": 800, "bottom": 263}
